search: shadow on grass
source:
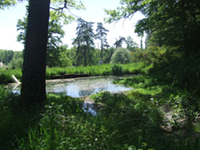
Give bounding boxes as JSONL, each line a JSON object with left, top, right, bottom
{"left": 0, "top": 92, "right": 43, "bottom": 149}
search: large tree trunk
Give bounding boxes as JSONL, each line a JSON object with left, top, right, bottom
{"left": 21, "top": 0, "right": 50, "bottom": 106}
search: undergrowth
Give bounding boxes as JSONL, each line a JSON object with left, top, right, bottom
{"left": 1, "top": 86, "right": 200, "bottom": 150}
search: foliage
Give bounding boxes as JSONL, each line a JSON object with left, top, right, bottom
{"left": 1, "top": 86, "right": 200, "bottom": 150}
{"left": 91, "top": 91, "right": 112, "bottom": 103}
{"left": 0, "top": 49, "right": 14, "bottom": 65}
{"left": 110, "top": 47, "right": 132, "bottom": 64}
{"left": 111, "top": 64, "right": 123, "bottom": 75}
{"left": 125, "top": 36, "right": 138, "bottom": 51}
{"left": 105, "top": 0, "right": 200, "bottom": 56}
{"left": 9, "top": 57, "right": 23, "bottom": 69}
{"left": 0, "top": 62, "right": 147, "bottom": 84}
{"left": 96, "top": 22, "right": 109, "bottom": 63}
{"left": 103, "top": 47, "right": 115, "bottom": 63}
{"left": 1, "top": 49, "right": 200, "bottom": 149}
{"left": 50, "top": 0, "right": 85, "bottom": 24}
{"left": 0, "top": 0, "right": 16, "bottom": 9}
{"left": 114, "top": 52, "right": 200, "bottom": 121}
{"left": 16, "top": 9, "right": 67, "bottom": 67}
{"left": 131, "top": 46, "right": 182, "bottom": 65}
{"left": 73, "top": 18, "right": 95, "bottom": 66}
{"left": 113, "top": 36, "right": 126, "bottom": 48}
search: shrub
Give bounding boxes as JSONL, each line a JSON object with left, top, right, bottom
{"left": 110, "top": 47, "right": 132, "bottom": 64}
{"left": 111, "top": 64, "right": 123, "bottom": 75}
{"left": 91, "top": 91, "right": 112, "bottom": 103}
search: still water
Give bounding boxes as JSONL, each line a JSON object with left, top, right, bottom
{"left": 7, "top": 76, "right": 132, "bottom": 98}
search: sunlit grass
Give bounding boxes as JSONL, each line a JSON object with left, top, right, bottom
{"left": 1, "top": 62, "right": 148, "bottom": 84}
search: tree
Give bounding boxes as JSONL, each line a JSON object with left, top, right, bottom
{"left": 46, "top": 20, "right": 65, "bottom": 67}
{"left": 59, "top": 45, "right": 73, "bottom": 67}
{"left": 21, "top": 0, "right": 84, "bottom": 106}
{"left": 140, "top": 38, "right": 143, "bottom": 49}
{"left": 72, "top": 18, "right": 87, "bottom": 66}
{"left": 104, "top": 47, "right": 115, "bottom": 63}
{"left": 114, "top": 36, "right": 126, "bottom": 48}
{"left": 17, "top": 7, "right": 65, "bottom": 67}
{"left": 105, "top": 0, "right": 200, "bottom": 55}
{"left": 96, "top": 22, "right": 109, "bottom": 63}
{"left": 110, "top": 47, "right": 132, "bottom": 64}
{"left": 125, "top": 36, "right": 138, "bottom": 51}
{"left": 21, "top": 0, "right": 50, "bottom": 106}
{"left": 73, "top": 18, "right": 95, "bottom": 66}
{"left": 0, "top": 49, "right": 14, "bottom": 65}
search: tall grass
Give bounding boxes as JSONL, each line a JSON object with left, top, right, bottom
{"left": 0, "top": 62, "right": 148, "bottom": 84}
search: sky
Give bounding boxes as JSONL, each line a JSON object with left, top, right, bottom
{"left": 0, "top": 0, "right": 145, "bottom": 51}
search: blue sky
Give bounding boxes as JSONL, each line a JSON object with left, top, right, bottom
{"left": 0, "top": 0, "right": 145, "bottom": 51}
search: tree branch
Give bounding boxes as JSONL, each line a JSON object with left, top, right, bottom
{"left": 50, "top": 0, "right": 67, "bottom": 10}
{"left": 50, "top": 0, "right": 78, "bottom": 17}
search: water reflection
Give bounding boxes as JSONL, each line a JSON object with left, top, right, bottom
{"left": 7, "top": 77, "right": 132, "bottom": 98}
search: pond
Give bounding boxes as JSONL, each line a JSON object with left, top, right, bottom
{"left": 7, "top": 76, "right": 133, "bottom": 116}
{"left": 7, "top": 76, "right": 132, "bottom": 98}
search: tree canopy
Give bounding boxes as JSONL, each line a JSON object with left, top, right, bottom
{"left": 110, "top": 47, "right": 132, "bottom": 64}
{"left": 96, "top": 22, "right": 109, "bottom": 63}
{"left": 0, "top": 0, "right": 16, "bottom": 9}
{"left": 105, "top": 0, "right": 200, "bottom": 55}
{"left": 73, "top": 18, "right": 95, "bottom": 66}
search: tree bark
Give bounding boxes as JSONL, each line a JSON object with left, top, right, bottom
{"left": 21, "top": 0, "right": 50, "bottom": 106}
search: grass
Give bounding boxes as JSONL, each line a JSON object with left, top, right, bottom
{"left": 1, "top": 85, "right": 200, "bottom": 149}
{"left": 0, "top": 62, "right": 147, "bottom": 84}
{"left": 1, "top": 53, "right": 200, "bottom": 149}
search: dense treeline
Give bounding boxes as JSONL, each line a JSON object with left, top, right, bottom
{"left": 0, "top": 45, "right": 134, "bottom": 69}
{"left": 0, "top": 49, "right": 14, "bottom": 65}
{"left": 16, "top": 14, "right": 139, "bottom": 68}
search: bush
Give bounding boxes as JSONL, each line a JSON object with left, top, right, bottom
{"left": 91, "top": 91, "right": 112, "bottom": 103}
{"left": 110, "top": 47, "right": 132, "bottom": 64}
{"left": 111, "top": 64, "right": 123, "bottom": 75}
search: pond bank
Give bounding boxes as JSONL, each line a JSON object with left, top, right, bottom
{"left": 6, "top": 75, "right": 134, "bottom": 98}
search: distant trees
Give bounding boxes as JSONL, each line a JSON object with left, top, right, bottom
{"left": 125, "top": 36, "right": 138, "bottom": 51}
{"left": 73, "top": 18, "right": 95, "bottom": 66}
{"left": 114, "top": 36, "right": 126, "bottom": 48}
{"left": 0, "top": 50, "right": 13, "bottom": 65}
{"left": 72, "top": 21, "right": 138, "bottom": 65}
{"left": 96, "top": 22, "right": 109, "bottom": 63}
